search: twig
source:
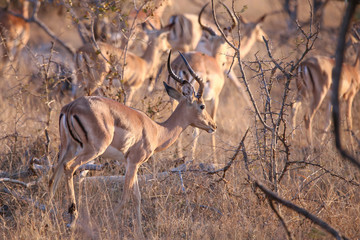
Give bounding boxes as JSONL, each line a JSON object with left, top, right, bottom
{"left": 0, "top": 178, "right": 37, "bottom": 188}
{"left": 207, "top": 128, "right": 249, "bottom": 181}
{"left": 288, "top": 160, "right": 360, "bottom": 187}
{"left": 210, "top": 0, "right": 272, "bottom": 131}
{"left": 8, "top": 0, "right": 75, "bottom": 56}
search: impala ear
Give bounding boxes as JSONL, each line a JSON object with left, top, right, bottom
{"left": 163, "top": 82, "right": 182, "bottom": 102}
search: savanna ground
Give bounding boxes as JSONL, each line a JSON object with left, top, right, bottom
{"left": 0, "top": 0, "right": 360, "bottom": 239}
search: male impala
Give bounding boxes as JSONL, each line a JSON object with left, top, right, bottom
{"left": 169, "top": 49, "right": 224, "bottom": 161}
{"left": 166, "top": 2, "right": 226, "bottom": 53}
{"left": 0, "top": 0, "right": 30, "bottom": 72}
{"left": 164, "top": 1, "right": 267, "bottom": 101}
{"left": 167, "top": 1, "right": 263, "bottom": 161}
{"left": 49, "top": 51, "right": 216, "bottom": 238}
{"left": 72, "top": 27, "right": 170, "bottom": 105}
{"left": 166, "top": 2, "right": 232, "bottom": 162}
{"left": 291, "top": 53, "right": 360, "bottom": 146}
{"left": 166, "top": 2, "right": 268, "bottom": 66}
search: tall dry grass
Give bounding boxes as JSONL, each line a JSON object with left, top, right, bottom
{"left": 0, "top": 0, "right": 359, "bottom": 239}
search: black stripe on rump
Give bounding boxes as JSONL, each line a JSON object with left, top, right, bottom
{"left": 73, "top": 114, "right": 88, "bottom": 142}
{"left": 307, "top": 65, "right": 315, "bottom": 90}
{"left": 66, "top": 114, "right": 83, "bottom": 148}
{"left": 59, "top": 113, "right": 64, "bottom": 127}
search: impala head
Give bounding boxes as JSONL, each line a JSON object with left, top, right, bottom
{"left": 196, "top": 2, "right": 236, "bottom": 58}
{"left": 166, "top": 50, "right": 217, "bottom": 133}
{"left": 144, "top": 24, "right": 171, "bottom": 52}
{"left": 239, "top": 14, "right": 268, "bottom": 42}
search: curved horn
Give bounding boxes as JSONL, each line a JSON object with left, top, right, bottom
{"left": 167, "top": 50, "right": 188, "bottom": 85}
{"left": 219, "top": 2, "right": 237, "bottom": 32}
{"left": 178, "top": 51, "right": 204, "bottom": 99}
{"left": 255, "top": 14, "right": 267, "bottom": 24}
{"left": 238, "top": 15, "right": 248, "bottom": 24}
{"left": 198, "top": 3, "right": 217, "bottom": 36}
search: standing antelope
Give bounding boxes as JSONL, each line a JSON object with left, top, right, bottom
{"left": 196, "top": 2, "right": 268, "bottom": 83}
{"left": 166, "top": 2, "right": 232, "bottom": 162}
{"left": 164, "top": 1, "right": 267, "bottom": 101}
{"left": 166, "top": 2, "right": 268, "bottom": 66}
{"left": 0, "top": 0, "right": 30, "bottom": 72}
{"left": 49, "top": 51, "right": 216, "bottom": 238}
{"left": 291, "top": 53, "right": 360, "bottom": 146}
{"left": 166, "top": 1, "right": 265, "bottom": 161}
{"left": 168, "top": 50, "right": 224, "bottom": 161}
{"left": 72, "top": 27, "right": 170, "bottom": 105}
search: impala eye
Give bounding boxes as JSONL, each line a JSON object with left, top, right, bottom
{"left": 200, "top": 104, "right": 205, "bottom": 110}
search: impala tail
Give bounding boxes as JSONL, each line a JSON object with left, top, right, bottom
{"left": 48, "top": 155, "right": 65, "bottom": 199}
{"left": 296, "top": 60, "right": 322, "bottom": 99}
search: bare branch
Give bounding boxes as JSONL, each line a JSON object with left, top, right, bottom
{"left": 210, "top": 0, "right": 272, "bottom": 131}
{"left": 207, "top": 128, "right": 249, "bottom": 181}
{"left": 8, "top": 0, "right": 75, "bottom": 55}
{"left": 254, "top": 180, "right": 348, "bottom": 240}
{"left": 0, "top": 178, "right": 37, "bottom": 188}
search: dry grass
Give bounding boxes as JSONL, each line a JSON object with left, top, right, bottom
{"left": 0, "top": 0, "right": 359, "bottom": 239}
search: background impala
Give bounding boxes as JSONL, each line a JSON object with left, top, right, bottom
{"left": 0, "top": 0, "right": 30, "bottom": 73}
{"left": 291, "top": 51, "right": 360, "bottom": 146}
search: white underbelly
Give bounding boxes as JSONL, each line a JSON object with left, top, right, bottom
{"left": 101, "top": 146, "right": 126, "bottom": 162}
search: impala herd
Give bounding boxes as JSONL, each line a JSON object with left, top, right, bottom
{"left": 1, "top": 0, "right": 359, "bottom": 238}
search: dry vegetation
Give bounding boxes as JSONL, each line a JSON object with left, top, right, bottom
{"left": 0, "top": 0, "right": 359, "bottom": 239}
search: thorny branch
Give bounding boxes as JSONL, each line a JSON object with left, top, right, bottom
{"left": 211, "top": 0, "right": 272, "bottom": 131}
{"left": 119, "top": 2, "right": 147, "bottom": 103}
{"left": 207, "top": 128, "right": 249, "bottom": 181}
{"left": 288, "top": 160, "right": 360, "bottom": 187}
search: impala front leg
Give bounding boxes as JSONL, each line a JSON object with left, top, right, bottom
{"left": 116, "top": 154, "right": 145, "bottom": 239}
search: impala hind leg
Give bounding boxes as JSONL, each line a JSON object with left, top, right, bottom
{"left": 63, "top": 151, "right": 101, "bottom": 228}
{"left": 320, "top": 103, "right": 332, "bottom": 144}
{"left": 291, "top": 99, "right": 302, "bottom": 138}
{"left": 304, "top": 90, "right": 328, "bottom": 147}
{"left": 345, "top": 93, "right": 356, "bottom": 152}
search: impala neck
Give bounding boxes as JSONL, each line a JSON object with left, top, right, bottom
{"left": 142, "top": 37, "right": 162, "bottom": 74}
{"left": 239, "top": 31, "right": 258, "bottom": 58}
{"left": 214, "top": 43, "right": 229, "bottom": 67}
{"left": 154, "top": 0, "right": 170, "bottom": 18}
{"left": 155, "top": 101, "right": 190, "bottom": 152}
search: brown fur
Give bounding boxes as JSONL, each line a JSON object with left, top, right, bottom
{"left": 49, "top": 60, "right": 216, "bottom": 238}
{"left": 291, "top": 55, "right": 360, "bottom": 145}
